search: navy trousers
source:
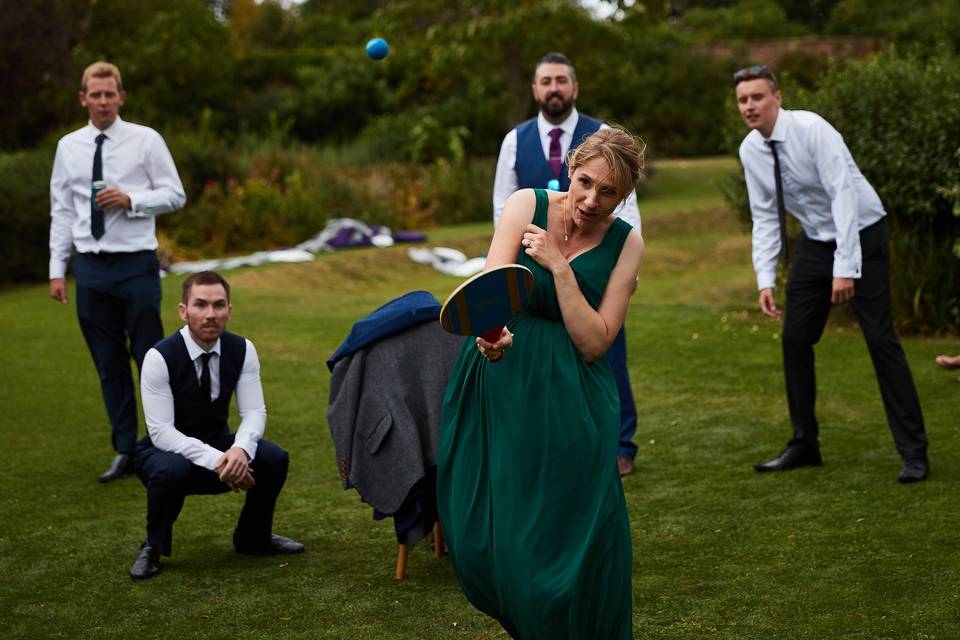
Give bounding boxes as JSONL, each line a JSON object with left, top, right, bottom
{"left": 136, "top": 434, "right": 290, "bottom": 556}
{"left": 606, "top": 327, "right": 638, "bottom": 460}
{"left": 782, "top": 219, "right": 928, "bottom": 461}
{"left": 72, "top": 251, "right": 163, "bottom": 455}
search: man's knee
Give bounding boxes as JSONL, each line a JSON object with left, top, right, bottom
{"left": 251, "top": 441, "right": 289, "bottom": 480}
{"left": 781, "top": 321, "right": 814, "bottom": 350}
{"left": 139, "top": 451, "right": 192, "bottom": 489}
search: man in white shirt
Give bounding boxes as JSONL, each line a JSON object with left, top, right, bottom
{"left": 130, "top": 271, "right": 303, "bottom": 580}
{"left": 734, "top": 65, "right": 928, "bottom": 483}
{"left": 492, "top": 52, "right": 643, "bottom": 477}
{"left": 49, "top": 61, "right": 186, "bottom": 483}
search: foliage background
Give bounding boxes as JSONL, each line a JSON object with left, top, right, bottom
{"left": 0, "top": 0, "right": 957, "bottom": 330}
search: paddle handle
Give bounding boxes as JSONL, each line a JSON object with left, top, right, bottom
{"left": 480, "top": 325, "right": 505, "bottom": 363}
{"left": 479, "top": 326, "right": 504, "bottom": 344}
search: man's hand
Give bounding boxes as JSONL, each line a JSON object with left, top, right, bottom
{"left": 215, "top": 447, "right": 255, "bottom": 492}
{"left": 50, "top": 278, "right": 68, "bottom": 304}
{"left": 831, "top": 277, "right": 854, "bottom": 304}
{"left": 96, "top": 187, "right": 132, "bottom": 211}
{"left": 759, "top": 287, "right": 783, "bottom": 319}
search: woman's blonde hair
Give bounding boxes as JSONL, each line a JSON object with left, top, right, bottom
{"left": 567, "top": 126, "right": 645, "bottom": 201}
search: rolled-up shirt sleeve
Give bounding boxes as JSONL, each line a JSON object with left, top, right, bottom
{"left": 126, "top": 130, "right": 186, "bottom": 218}
{"left": 141, "top": 348, "right": 223, "bottom": 470}
{"left": 231, "top": 340, "right": 266, "bottom": 462}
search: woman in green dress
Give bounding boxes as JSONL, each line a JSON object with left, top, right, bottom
{"left": 437, "top": 127, "right": 645, "bottom": 639}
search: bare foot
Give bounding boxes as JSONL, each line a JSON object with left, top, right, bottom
{"left": 935, "top": 354, "right": 960, "bottom": 370}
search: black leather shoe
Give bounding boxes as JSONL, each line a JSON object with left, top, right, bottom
{"left": 753, "top": 447, "right": 822, "bottom": 473}
{"left": 98, "top": 453, "right": 134, "bottom": 483}
{"left": 129, "top": 543, "right": 161, "bottom": 580}
{"left": 898, "top": 459, "right": 929, "bottom": 484}
{"left": 235, "top": 533, "right": 305, "bottom": 555}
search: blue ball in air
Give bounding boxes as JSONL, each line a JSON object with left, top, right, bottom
{"left": 366, "top": 38, "right": 389, "bottom": 60}
{"left": 547, "top": 178, "right": 560, "bottom": 191}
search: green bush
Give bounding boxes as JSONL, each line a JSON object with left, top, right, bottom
{"left": 724, "top": 48, "right": 960, "bottom": 332}
{"left": 0, "top": 133, "right": 496, "bottom": 283}
{"left": 827, "top": 0, "right": 960, "bottom": 53}
{"left": 0, "top": 147, "right": 55, "bottom": 284}
{"left": 678, "top": 0, "right": 808, "bottom": 42}
{"left": 156, "top": 141, "right": 495, "bottom": 262}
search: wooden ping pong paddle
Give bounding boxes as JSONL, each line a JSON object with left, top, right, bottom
{"left": 439, "top": 263, "right": 535, "bottom": 344}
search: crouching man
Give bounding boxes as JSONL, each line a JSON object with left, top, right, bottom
{"left": 130, "top": 270, "right": 303, "bottom": 579}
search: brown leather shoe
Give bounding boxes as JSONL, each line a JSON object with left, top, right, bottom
{"left": 617, "top": 456, "right": 635, "bottom": 477}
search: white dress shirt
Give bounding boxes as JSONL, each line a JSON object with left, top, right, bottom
{"left": 740, "top": 108, "right": 886, "bottom": 290}
{"left": 49, "top": 116, "right": 187, "bottom": 279}
{"left": 492, "top": 109, "right": 642, "bottom": 232}
{"left": 140, "top": 327, "right": 267, "bottom": 471}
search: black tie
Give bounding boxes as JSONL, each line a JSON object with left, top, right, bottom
{"left": 766, "top": 140, "right": 789, "bottom": 265}
{"left": 199, "top": 352, "right": 213, "bottom": 402}
{"left": 91, "top": 133, "right": 106, "bottom": 240}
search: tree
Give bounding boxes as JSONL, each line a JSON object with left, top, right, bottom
{"left": 0, "top": 0, "right": 90, "bottom": 150}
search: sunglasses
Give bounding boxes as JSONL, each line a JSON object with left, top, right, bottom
{"left": 733, "top": 65, "right": 777, "bottom": 86}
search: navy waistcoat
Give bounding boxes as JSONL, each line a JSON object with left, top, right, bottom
{"left": 514, "top": 113, "right": 602, "bottom": 191}
{"left": 154, "top": 331, "right": 247, "bottom": 443}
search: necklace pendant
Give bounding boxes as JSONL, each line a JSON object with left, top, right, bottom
{"left": 564, "top": 233, "right": 569, "bottom": 242}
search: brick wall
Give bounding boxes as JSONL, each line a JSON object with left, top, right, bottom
{"left": 690, "top": 36, "right": 885, "bottom": 66}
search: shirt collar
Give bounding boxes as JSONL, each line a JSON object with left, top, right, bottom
{"left": 179, "top": 325, "right": 221, "bottom": 360}
{"left": 87, "top": 115, "right": 125, "bottom": 142}
{"left": 537, "top": 108, "right": 579, "bottom": 139}
{"left": 766, "top": 108, "right": 788, "bottom": 143}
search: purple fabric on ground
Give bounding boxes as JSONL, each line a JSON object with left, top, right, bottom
{"left": 393, "top": 230, "right": 427, "bottom": 243}
{"left": 328, "top": 227, "right": 372, "bottom": 248}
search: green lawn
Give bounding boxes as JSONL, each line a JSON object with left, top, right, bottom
{"left": 2, "top": 157, "right": 957, "bottom": 639}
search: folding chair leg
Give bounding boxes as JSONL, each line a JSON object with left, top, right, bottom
{"left": 433, "top": 521, "right": 444, "bottom": 558}
{"left": 395, "top": 543, "right": 408, "bottom": 581}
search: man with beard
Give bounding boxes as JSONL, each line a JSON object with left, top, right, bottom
{"left": 129, "top": 271, "right": 304, "bottom": 579}
{"left": 492, "top": 52, "right": 643, "bottom": 477}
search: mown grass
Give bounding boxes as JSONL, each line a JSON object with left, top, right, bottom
{"left": 1, "top": 157, "right": 957, "bottom": 639}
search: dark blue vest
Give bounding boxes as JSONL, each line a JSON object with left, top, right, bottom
{"left": 514, "top": 113, "right": 602, "bottom": 191}
{"left": 154, "top": 330, "right": 247, "bottom": 443}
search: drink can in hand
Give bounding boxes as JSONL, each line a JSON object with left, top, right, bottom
{"left": 92, "top": 180, "right": 107, "bottom": 211}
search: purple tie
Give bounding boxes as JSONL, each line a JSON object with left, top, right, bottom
{"left": 548, "top": 128, "right": 563, "bottom": 179}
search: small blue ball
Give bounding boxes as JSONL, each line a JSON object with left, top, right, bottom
{"left": 365, "top": 37, "right": 389, "bottom": 60}
{"left": 547, "top": 178, "right": 560, "bottom": 191}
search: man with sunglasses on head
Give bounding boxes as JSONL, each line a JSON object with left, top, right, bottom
{"left": 493, "top": 52, "right": 644, "bottom": 478}
{"left": 733, "top": 65, "right": 928, "bottom": 483}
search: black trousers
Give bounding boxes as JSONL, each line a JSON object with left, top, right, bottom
{"left": 136, "top": 434, "right": 290, "bottom": 556}
{"left": 781, "top": 219, "right": 927, "bottom": 461}
{"left": 72, "top": 251, "right": 163, "bottom": 455}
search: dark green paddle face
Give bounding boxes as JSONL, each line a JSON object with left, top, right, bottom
{"left": 439, "top": 264, "right": 535, "bottom": 342}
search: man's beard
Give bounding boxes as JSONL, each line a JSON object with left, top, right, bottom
{"left": 539, "top": 92, "right": 574, "bottom": 119}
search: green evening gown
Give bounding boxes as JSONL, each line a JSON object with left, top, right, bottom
{"left": 437, "top": 188, "right": 633, "bottom": 639}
